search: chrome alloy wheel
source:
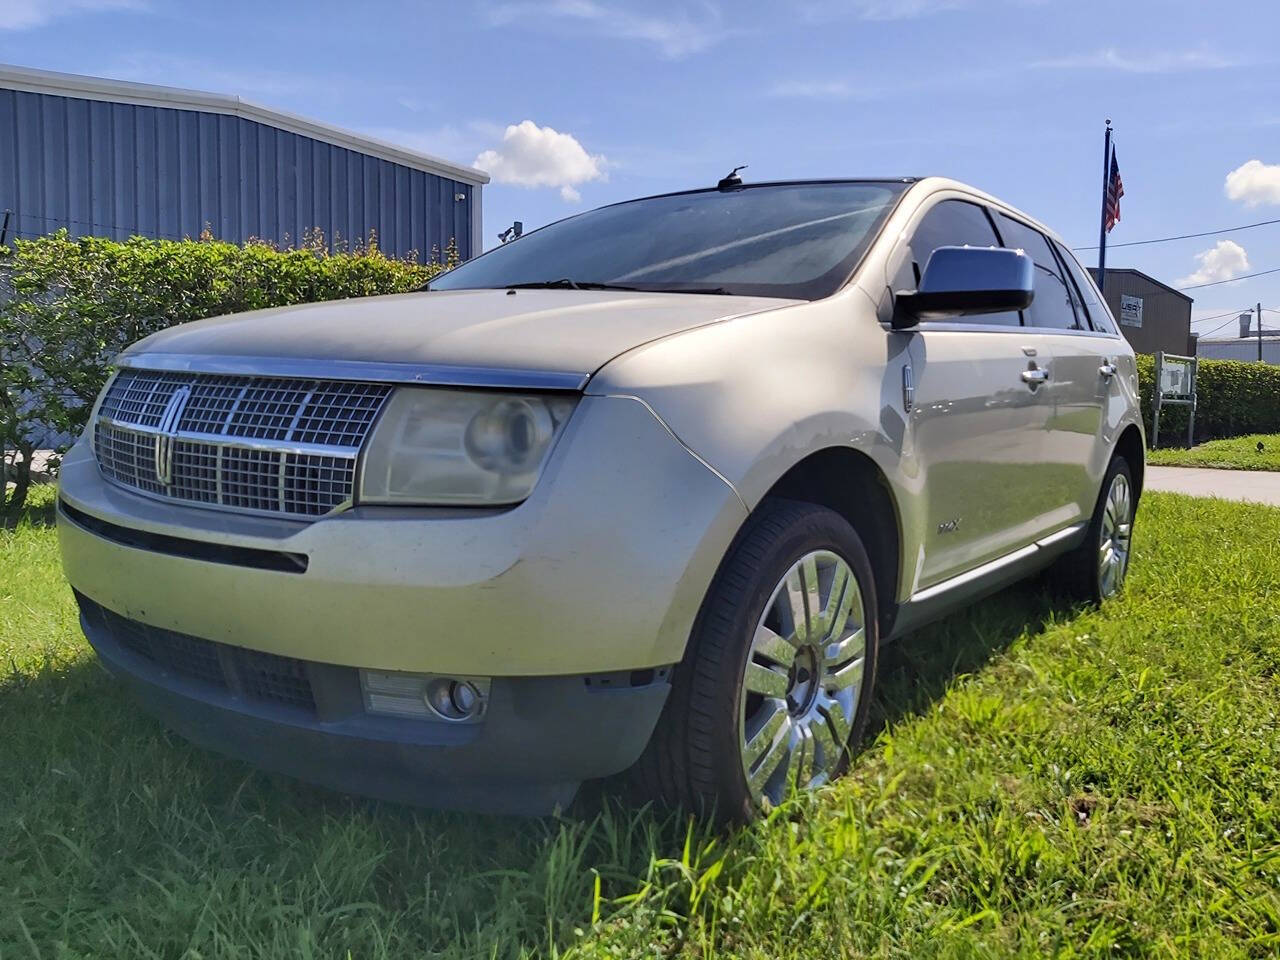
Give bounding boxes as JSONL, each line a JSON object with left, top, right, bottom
{"left": 1098, "top": 472, "right": 1133, "bottom": 597}
{"left": 738, "top": 550, "right": 866, "bottom": 806}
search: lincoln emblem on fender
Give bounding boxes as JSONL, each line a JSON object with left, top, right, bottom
{"left": 152, "top": 384, "right": 191, "bottom": 486}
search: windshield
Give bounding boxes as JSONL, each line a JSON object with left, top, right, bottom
{"left": 428, "top": 181, "right": 908, "bottom": 300}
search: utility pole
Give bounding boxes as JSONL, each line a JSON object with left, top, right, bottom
{"left": 1260, "top": 302, "right": 1265, "bottom": 363}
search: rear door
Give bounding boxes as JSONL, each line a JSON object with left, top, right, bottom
{"left": 990, "top": 213, "right": 1102, "bottom": 533}
{"left": 1043, "top": 237, "right": 1131, "bottom": 521}
{"left": 893, "top": 198, "right": 1057, "bottom": 589}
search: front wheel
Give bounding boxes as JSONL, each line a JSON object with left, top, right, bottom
{"left": 631, "top": 499, "right": 880, "bottom": 822}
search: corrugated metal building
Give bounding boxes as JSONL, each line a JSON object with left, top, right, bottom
{"left": 0, "top": 63, "right": 488, "bottom": 262}
{"left": 1100, "top": 268, "right": 1195, "bottom": 356}
{"left": 1198, "top": 313, "right": 1280, "bottom": 364}
{"left": 1199, "top": 336, "right": 1280, "bottom": 363}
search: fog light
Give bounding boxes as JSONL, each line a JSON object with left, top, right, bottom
{"left": 361, "top": 670, "right": 489, "bottom": 723}
{"left": 452, "top": 680, "right": 480, "bottom": 714}
{"left": 423, "top": 677, "right": 485, "bottom": 721}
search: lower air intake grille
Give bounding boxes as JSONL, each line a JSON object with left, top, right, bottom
{"left": 79, "top": 593, "right": 317, "bottom": 715}
{"left": 234, "top": 647, "right": 316, "bottom": 711}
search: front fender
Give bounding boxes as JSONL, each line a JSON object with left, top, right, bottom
{"left": 590, "top": 292, "right": 923, "bottom": 604}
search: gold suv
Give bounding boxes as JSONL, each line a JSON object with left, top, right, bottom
{"left": 58, "top": 177, "right": 1143, "bottom": 818}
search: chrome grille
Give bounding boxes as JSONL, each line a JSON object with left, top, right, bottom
{"left": 93, "top": 368, "right": 391, "bottom": 518}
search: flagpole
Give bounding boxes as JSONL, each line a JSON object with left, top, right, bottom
{"left": 1096, "top": 119, "right": 1113, "bottom": 295}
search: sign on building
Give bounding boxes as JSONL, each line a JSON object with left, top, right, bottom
{"left": 1119, "top": 294, "right": 1144, "bottom": 328}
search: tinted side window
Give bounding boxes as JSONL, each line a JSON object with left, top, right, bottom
{"left": 908, "top": 200, "right": 1020, "bottom": 326}
{"left": 1053, "top": 239, "right": 1116, "bottom": 334}
{"left": 995, "top": 214, "right": 1081, "bottom": 330}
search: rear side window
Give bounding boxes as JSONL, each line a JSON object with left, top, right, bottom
{"left": 1053, "top": 239, "right": 1117, "bottom": 334}
{"left": 995, "top": 214, "right": 1081, "bottom": 330}
{"left": 907, "top": 200, "right": 1020, "bottom": 326}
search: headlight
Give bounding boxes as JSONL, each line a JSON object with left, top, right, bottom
{"left": 359, "top": 388, "right": 577, "bottom": 505}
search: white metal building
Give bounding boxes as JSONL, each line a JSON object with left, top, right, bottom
{"left": 1198, "top": 314, "right": 1280, "bottom": 364}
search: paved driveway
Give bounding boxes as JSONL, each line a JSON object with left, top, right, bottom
{"left": 1145, "top": 465, "right": 1280, "bottom": 506}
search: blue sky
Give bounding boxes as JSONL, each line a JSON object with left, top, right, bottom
{"left": 3, "top": 0, "right": 1279, "bottom": 334}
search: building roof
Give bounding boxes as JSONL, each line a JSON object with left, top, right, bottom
{"left": 1103, "top": 267, "right": 1194, "bottom": 304}
{"left": 1200, "top": 334, "right": 1280, "bottom": 344}
{"left": 0, "top": 62, "right": 489, "bottom": 186}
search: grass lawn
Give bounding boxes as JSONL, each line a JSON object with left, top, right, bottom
{"left": 1148, "top": 433, "right": 1280, "bottom": 471}
{"left": 4, "top": 484, "right": 1280, "bottom": 958}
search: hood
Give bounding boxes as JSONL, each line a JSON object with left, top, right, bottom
{"left": 123, "top": 288, "right": 799, "bottom": 384}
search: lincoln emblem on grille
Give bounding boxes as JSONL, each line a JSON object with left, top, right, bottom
{"left": 153, "top": 385, "right": 191, "bottom": 486}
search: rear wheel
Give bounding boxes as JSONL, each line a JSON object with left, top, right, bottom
{"left": 631, "top": 499, "right": 879, "bottom": 821}
{"left": 1054, "top": 455, "right": 1135, "bottom": 602}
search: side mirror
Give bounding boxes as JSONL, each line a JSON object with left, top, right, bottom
{"left": 892, "top": 246, "right": 1035, "bottom": 329}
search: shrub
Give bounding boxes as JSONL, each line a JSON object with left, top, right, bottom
{"left": 1136, "top": 353, "right": 1280, "bottom": 446}
{"left": 0, "top": 230, "right": 453, "bottom": 520}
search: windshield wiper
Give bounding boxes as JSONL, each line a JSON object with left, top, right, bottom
{"left": 506, "top": 279, "right": 738, "bottom": 295}
{"left": 646, "top": 287, "right": 734, "bottom": 295}
{"left": 503, "top": 279, "right": 644, "bottom": 292}
{"left": 426, "top": 278, "right": 738, "bottom": 295}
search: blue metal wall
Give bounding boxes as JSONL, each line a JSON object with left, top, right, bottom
{"left": 0, "top": 88, "right": 474, "bottom": 262}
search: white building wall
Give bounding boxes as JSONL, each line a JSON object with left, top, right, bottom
{"left": 1197, "top": 340, "right": 1280, "bottom": 365}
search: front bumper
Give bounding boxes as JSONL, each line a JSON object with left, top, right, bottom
{"left": 77, "top": 591, "right": 669, "bottom": 814}
{"left": 58, "top": 394, "right": 748, "bottom": 808}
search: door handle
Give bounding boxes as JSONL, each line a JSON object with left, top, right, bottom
{"left": 1099, "top": 361, "right": 1118, "bottom": 378}
{"left": 1021, "top": 367, "right": 1049, "bottom": 385}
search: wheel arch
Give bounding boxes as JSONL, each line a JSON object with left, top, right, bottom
{"left": 1114, "top": 423, "right": 1145, "bottom": 500}
{"left": 757, "top": 446, "right": 903, "bottom": 638}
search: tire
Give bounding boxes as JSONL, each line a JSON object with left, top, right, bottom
{"left": 630, "top": 498, "right": 880, "bottom": 822}
{"left": 1052, "top": 455, "right": 1136, "bottom": 603}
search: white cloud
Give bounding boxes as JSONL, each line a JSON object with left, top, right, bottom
{"left": 1031, "top": 47, "right": 1235, "bottom": 73}
{"left": 796, "top": 0, "right": 1044, "bottom": 20}
{"left": 483, "top": 0, "right": 725, "bottom": 58}
{"left": 774, "top": 44, "right": 1232, "bottom": 101}
{"left": 1225, "top": 160, "right": 1280, "bottom": 207}
{"left": 768, "top": 79, "right": 876, "bottom": 101}
{"left": 769, "top": 64, "right": 1007, "bottom": 101}
{"left": 1177, "top": 240, "right": 1250, "bottom": 287}
{"left": 0, "top": 0, "right": 142, "bottom": 30}
{"left": 800, "top": 0, "right": 962, "bottom": 19}
{"left": 361, "top": 121, "right": 505, "bottom": 167}
{"left": 104, "top": 53, "right": 330, "bottom": 100}
{"left": 475, "top": 121, "right": 607, "bottom": 202}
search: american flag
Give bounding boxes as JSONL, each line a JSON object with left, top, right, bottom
{"left": 1104, "top": 149, "right": 1124, "bottom": 233}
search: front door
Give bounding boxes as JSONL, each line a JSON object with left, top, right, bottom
{"left": 892, "top": 197, "right": 1057, "bottom": 589}
{"left": 904, "top": 329, "right": 1056, "bottom": 587}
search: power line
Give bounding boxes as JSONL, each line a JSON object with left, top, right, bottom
{"left": 1074, "top": 216, "right": 1280, "bottom": 251}
{"left": 1196, "top": 307, "right": 1255, "bottom": 324}
{"left": 1195, "top": 305, "right": 1280, "bottom": 339}
{"left": 6, "top": 209, "right": 191, "bottom": 243}
{"left": 1198, "top": 318, "right": 1235, "bottom": 338}
{"left": 1196, "top": 312, "right": 1251, "bottom": 339}
{"left": 1191, "top": 307, "right": 1254, "bottom": 336}
{"left": 1178, "top": 266, "right": 1280, "bottom": 291}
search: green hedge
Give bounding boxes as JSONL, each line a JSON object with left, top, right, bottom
{"left": 1136, "top": 353, "right": 1280, "bottom": 446}
{"left": 1, "top": 230, "right": 453, "bottom": 519}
